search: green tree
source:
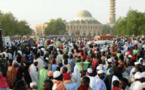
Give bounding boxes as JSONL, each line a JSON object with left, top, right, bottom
{"left": 102, "top": 25, "right": 111, "bottom": 35}
{"left": 0, "top": 12, "right": 17, "bottom": 35}
{"left": 44, "top": 18, "right": 66, "bottom": 35}
{"left": 113, "top": 10, "right": 145, "bottom": 36}
{"left": 17, "top": 20, "right": 32, "bottom": 35}
{"left": 0, "top": 11, "right": 32, "bottom": 36}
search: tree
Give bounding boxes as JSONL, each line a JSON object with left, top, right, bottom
{"left": 102, "top": 25, "right": 111, "bottom": 35}
{"left": 17, "top": 20, "right": 32, "bottom": 35}
{"left": 0, "top": 11, "right": 32, "bottom": 36}
{"left": 44, "top": 18, "right": 66, "bottom": 35}
{"left": 113, "top": 10, "right": 145, "bottom": 36}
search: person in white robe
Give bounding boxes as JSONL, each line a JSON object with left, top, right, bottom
{"left": 86, "top": 68, "right": 94, "bottom": 89}
{"left": 34, "top": 53, "right": 44, "bottom": 72}
{"left": 94, "top": 70, "right": 107, "bottom": 90}
{"left": 130, "top": 61, "right": 141, "bottom": 79}
{"left": 29, "top": 60, "right": 38, "bottom": 84}
{"left": 71, "top": 65, "right": 81, "bottom": 88}
{"left": 130, "top": 72, "right": 145, "bottom": 90}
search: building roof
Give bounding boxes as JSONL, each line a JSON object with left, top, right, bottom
{"left": 76, "top": 10, "right": 92, "bottom": 17}
{"left": 67, "top": 10, "right": 102, "bottom": 24}
{"left": 68, "top": 20, "right": 101, "bottom": 24}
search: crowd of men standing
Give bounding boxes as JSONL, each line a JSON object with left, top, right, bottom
{"left": 0, "top": 36, "right": 145, "bottom": 90}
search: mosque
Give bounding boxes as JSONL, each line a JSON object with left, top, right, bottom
{"left": 35, "top": 0, "right": 116, "bottom": 37}
{"left": 66, "top": 10, "right": 103, "bottom": 36}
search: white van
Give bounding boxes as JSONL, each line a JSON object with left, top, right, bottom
{"left": 87, "top": 40, "right": 113, "bottom": 47}
{"left": 4, "top": 36, "right": 12, "bottom": 48}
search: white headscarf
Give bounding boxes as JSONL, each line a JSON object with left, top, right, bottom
{"left": 71, "top": 65, "right": 81, "bottom": 88}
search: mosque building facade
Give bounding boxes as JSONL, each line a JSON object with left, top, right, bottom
{"left": 35, "top": 23, "right": 47, "bottom": 36}
{"left": 35, "top": 10, "right": 104, "bottom": 37}
{"left": 66, "top": 10, "right": 104, "bottom": 36}
{"left": 34, "top": 0, "right": 116, "bottom": 37}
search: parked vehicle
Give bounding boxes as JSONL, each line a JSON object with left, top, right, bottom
{"left": 94, "top": 35, "right": 114, "bottom": 40}
{"left": 3, "top": 36, "right": 12, "bottom": 49}
{"left": 87, "top": 40, "right": 113, "bottom": 47}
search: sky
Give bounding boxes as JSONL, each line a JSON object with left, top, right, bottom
{"left": 0, "top": 0, "right": 145, "bottom": 29}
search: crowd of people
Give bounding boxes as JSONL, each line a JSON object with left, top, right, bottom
{"left": 0, "top": 36, "right": 145, "bottom": 90}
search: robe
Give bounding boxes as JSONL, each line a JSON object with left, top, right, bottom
{"left": 37, "top": 58, "right": 44, "bottom": 72}
{"left": 71, "top": 65, "right": 81, "bottom": 88}
{"left": 37, "top": 68, "right": 48, "bottom": 90}
{"left": 29, "top": 64, "right": 38, "bottom": 83}
{"left": 94, "top": 78, "right": 107, "bottom": 90}
{"left": 130, "top": 81, "right": 145, "bottom": 90}
{"left": 86, "top": 75, "right": 94, "bottom": 89}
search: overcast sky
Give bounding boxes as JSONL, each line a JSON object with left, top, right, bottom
{"left": 0, "top": 0, "right": 145, "bottom": 29}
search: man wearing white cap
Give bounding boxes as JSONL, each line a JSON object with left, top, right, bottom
{"left": 130, "top": 72, "right": 145, "bottom": 90}
{"left": 130, "top": 61, "right": 141, "bottom": 78}
{"left": 29, "top": 60, "right": 38, "bottom": 84}
{"left": 106, "top": 59, "right": 113, "bottom": 75}
{"left": 92, "top": 65, "right": 106, "bottom": 90}
{"left": 52, "top": 71, "right": 66, "bottom": 90}
{"left": 96, "top": 65, "right": 104, "bottom": 72}
{"left": 93, "top": 70, "right": 107, "bottom": 90}
{"left": 86, "top": 68, "right": 94, "bottom": 89}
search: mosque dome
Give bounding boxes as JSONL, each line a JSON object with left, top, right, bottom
{"left": 75, "top": 10, "right": 95, "bottom": 21}
{"left": 76, "top": 10, "right": 92, "bottom": 17}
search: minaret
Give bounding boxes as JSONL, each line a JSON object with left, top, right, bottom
{"left": 110, "top": 0, "right": 115, "bottom": 24}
